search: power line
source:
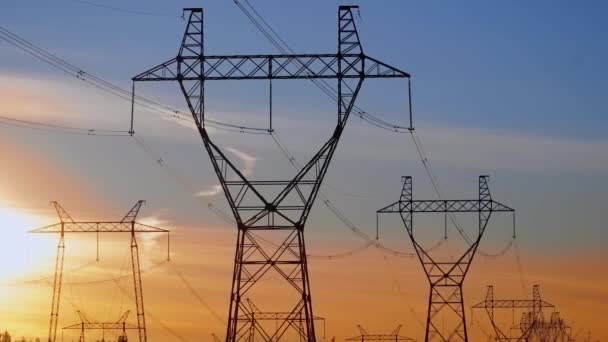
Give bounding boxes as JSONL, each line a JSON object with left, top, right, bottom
{"left": 1, "top": 5, "right": 512, "bottom": 259}
{"left": 1, "top": 4, "right": 450, "bottom": 258}
{"left": 270, "top": 131, "right": 417, "bottom": 258}
{"left": 382, "top": 255, "right": 425, "bottom": 329}
{"left": 167, "top": 262, "right": 227, "bottom": 326}
{"left": 110, "top": 275, "right": 191, "bottom": 342}
{"left": 0, "top": 115, "right": 131, "bottom": 136}
{"left": 234, "top": 0, "right": 412, "bottom": 133}
{"left": 0, "top": 260, "right": 97, "bottom": 287}
{"left": 234, "top": 0, "right": 516, "bottom": 259}
{"left": 3, "top": 260, "right": 168, "bottom": 288}
{"left": 131, "top": 131, "right": 397, "bottom": 260}
{"left": 65, "top": 0, "right": 175, "bottom": 18}
{"left": 0, "top": 25, "right": 268, "bottom": 135}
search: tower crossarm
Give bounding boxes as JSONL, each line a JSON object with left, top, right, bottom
{"left": 29, "top": 222, "right": 168, "bottom": 233}
{"left": 63, "top": 323, "right": 139, "bottom": 330}
{"left": 237, "top": 312, "right": 324, "bottom": 321}
{"left": 133, "top": 54, "right": 409, "bottom": 82}
{"left": 345, "top": 336, "right": 414, "bottom": 341}
{"left": 346, "top": 325, "right": 415, "bottom": 341}
{"left": 377, "top": 199, "right": 514, "bottom": 214}
{"left": 472, "top": 299, "right": 555, "bottom": 309}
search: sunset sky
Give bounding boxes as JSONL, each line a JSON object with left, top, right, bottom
{"left": 1, "top": 0, "right": 607, "bottom": 341}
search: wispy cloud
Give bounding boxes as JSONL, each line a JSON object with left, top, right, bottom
{"left": 138, "top": 215, "right": 171, "bottom": 250}
{"left": 194, "top": 147, "right": 257, "bottom": 197}
{"left": 194, "top": 184, "right": 222, "bottom": 197}
{"left": 337, "top": 120, "right": 608, "bottom": 174}
{"left": 226, "top": 146, "right": 257, "bottom": 176}
{"left": 0, "top": 74, "right": 67, "bottom": 118}
{"left": 411, "top": 123, "right": 608, "bottom": 173}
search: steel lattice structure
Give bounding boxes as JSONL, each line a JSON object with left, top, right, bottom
{"left": 472, "top": 285, "right": 568, "bottom": 341}
{"left": 377, "top": 176, "right": 514, "bottom": 342}
{"left": 132, "top": 6, "right": 409, "bottom": 342}
{"left": 30, "top": 201, "right": 169, "bottom": 342}
{"left": 517, "top": 311, "right": 574, "bottom": 342}
{"left": 63, "top": 310, "right": 137, "bottom": 342}
{"left": 345, "top": 325, "right": 415, "bottom": 341}
{"left": 237, "top": 299, "right": 325, "bottom": 341}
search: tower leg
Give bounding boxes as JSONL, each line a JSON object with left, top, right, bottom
{"left": 48, "top": 234, "right": 65, "bottom": 342}
{"left": 79, "top": 323, "right": 85, "bottom": 342}
{"left": 426, "top": 285, "right": 467, "bottom": 342}
{"left": 131, "top": 234, "right": 147, "bottom": 342}
{"left": 226, "top": 228, "right": 315, "bottom": 342}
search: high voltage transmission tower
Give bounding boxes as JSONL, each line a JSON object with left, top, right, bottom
{"left": 240, "top": 299, "right": 326, "bottom": 341}
{"left": 472, "top": 285, "right": 573, "bottom": 341}
{"left": 62, "top": 310, "right": 137, "bottom": 342}
{"left": 377, "top": 176, "right": 515, "bottom": 342}
{"left": 132, "top": 6, "right": 409, "bottom": 341}
{"left": 520, "top": 311, "right": 574, "bottom": 342}
{"left": 30, "top": 201, "right": 170, "bottom": 342}
{"left": 345, "top": 325, "right": 414, "bottom": 341}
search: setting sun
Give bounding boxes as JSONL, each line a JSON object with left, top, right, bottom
{"left": 0, "top": 207, "right": 54, "bottom": 279}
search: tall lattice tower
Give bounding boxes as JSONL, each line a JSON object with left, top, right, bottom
{"left": 31, "top": 201, "right": 169, "bottom": 342}
{"left": 473, "top": 285, "right": 575, "bottom": 341}
{"left": 133, "top": 6, "right": 410, "bottom": 341}
{"left": 378, "top": 176, "right": 514, "bottom": 341}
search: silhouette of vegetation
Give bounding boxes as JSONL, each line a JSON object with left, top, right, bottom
{"left": 0, "top": 331, "right": 11, "bottom": 342}
{"left": 0, "top": 331, "right": 41, "bottom": 342}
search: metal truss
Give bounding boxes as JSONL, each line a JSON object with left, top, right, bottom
{"left": 377, "top": 176, "right": 514, "bottom": 342}
{"left": 473, "top": 285, "right": 564, "bottom": 341}
{"left": 30, "top": 201, "right": 169, "bottom": 342}
{"left": 133, "top": 54, "right": 405, "bottom": 82}
{"left": 235, "top": 299, "right": 325, "bottom": 341}
{"left": 516, "top": 311, "right": 574, "bottom": 342}
{"left": 133, "top": 6, "right": 409, "bottom": 342}
{"left": 346, "top": 325, "right": 415, "bottom": 341}
{"left": 62, "top": 310, "right": 137, "bottom": 342}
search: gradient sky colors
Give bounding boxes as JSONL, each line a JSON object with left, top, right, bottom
{"left": 1, "top": 0, "right": 607, "bottom": 341}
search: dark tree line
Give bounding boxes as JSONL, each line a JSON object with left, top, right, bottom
{"left": 0, "top": 331, "right": 41, "bottom": 342}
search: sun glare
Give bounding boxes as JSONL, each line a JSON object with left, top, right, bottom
{"left": 0, "top": 207, "right": 54, "bottom": 280}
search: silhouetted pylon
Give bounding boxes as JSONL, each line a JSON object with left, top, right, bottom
{"left": 378, "top": 176, "right": 515, "bottom": 341}
{"left": 30, "top": 201, "right": 169, "bottom": 342}
{"left": 133, "top": 6, "right": 410, "bottom": 341}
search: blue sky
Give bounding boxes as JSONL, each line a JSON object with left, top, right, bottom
{"left": 1, "top": 1, "right": 607, "bottom": 251}
{"left": 2, "top": 0, "right": 608, "bottom": 138}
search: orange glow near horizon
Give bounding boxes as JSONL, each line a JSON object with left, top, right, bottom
{"left": 0, "top": 207, "right": 55, "bottom": 280}
{"left": 1, "top": 220, "right": 606, "bottom": 340}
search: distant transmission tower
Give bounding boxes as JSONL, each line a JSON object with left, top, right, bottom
{"left": 62, "top": 310, "right": 137, "bottom": 342}
{"left": 377, "top": 176, "right": 515, "bottom": 342}
{"left": 472, "top": 285, "right": 574, "bottom": 341}
{"left": 240, "top": 299, "right": 326, "bottom": 341}
{"left": 345, "top": 325, "right": 415, "bottom": 341}
{"left": 30, "top": 201, "right": 170, "bottom": 342}
{"left": 133, "top": 6, "right": 410, "bottom": 341}
{"left": 521, "top": 311, "right": 574, "bottom": 342}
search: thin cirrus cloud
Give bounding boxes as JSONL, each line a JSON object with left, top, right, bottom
{"left": 342, "top": 121, "right": 608, "bottom": 174}
{"left": 194, "top": 146, "right": 257, "bottom": 198}
{"left": 0, "top": 74, "right": 67, "bottom": 118}
{"left": 195, "top": 184, "right": 223, "bottom": 197}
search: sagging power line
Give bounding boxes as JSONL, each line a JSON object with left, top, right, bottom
{"left": 0, "top": 25, "right": 268, "bottom": 135}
